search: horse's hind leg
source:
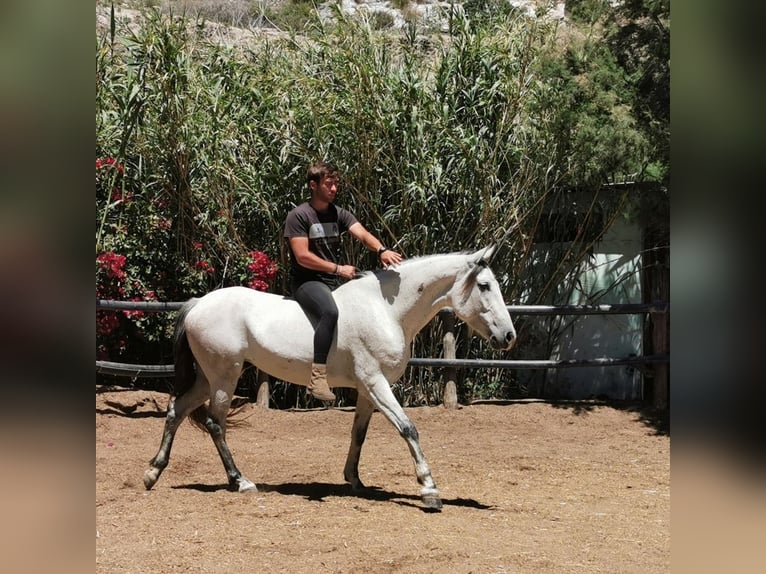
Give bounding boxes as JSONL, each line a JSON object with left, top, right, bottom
{"left": 343, "top": 394, "right": 375, "bottom": 492}
{"left": 143, "top": 372, "right": 209, "bottom": 490}
{"left": 363, "top": 376, "right": 442, "bottom": 511}
{"left": 204, "top": 382, "right": 256, "bottom": 493}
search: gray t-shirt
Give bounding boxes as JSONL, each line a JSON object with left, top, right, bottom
{"left": 283, "top": 202, "right": 358, "bottom": 289}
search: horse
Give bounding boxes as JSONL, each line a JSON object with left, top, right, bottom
{"left": 143, "top": 246, "right": 516, "bottom": 510}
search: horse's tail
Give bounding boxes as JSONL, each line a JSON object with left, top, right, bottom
{"left": 172, "top": 298, "right": 209, "bottom": 429}
{"left": 172, "top": 297, "right": 199, "bottom": 398}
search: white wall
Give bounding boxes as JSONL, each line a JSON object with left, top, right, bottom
{"left": 545, "top": 216, "right": 644, "bottom": 400}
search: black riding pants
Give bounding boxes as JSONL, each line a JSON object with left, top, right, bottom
{"left": 293, "top": 280, "right": 339, "bottom": 365}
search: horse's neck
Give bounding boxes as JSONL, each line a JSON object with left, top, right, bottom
{"left": 391, "top": 256, "right": 464, "bottom": 341}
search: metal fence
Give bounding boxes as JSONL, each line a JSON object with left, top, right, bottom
{"left": 96, "top": 300, "right": 669, "bottom": 408}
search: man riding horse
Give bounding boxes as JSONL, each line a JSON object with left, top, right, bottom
{"left": 283, "top": 161, "right": 402, "bottom": 402}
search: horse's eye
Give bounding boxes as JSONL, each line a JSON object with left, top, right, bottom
{"left": 478, "top": 282, "right": 490, "bottom": 292}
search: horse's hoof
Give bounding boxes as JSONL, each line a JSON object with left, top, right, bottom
{"left": 345, "top": 477, "right": 367, "bottom": 493}
{"left": 143, "top": 468, "right": 159, "bottom": 490}
{"left": 421, "top": 488, "right": 443, "bottom": 511}
{"left": 237, "top": 477, "right": 257, "bottom": 493}
{"left": 422, "top": 495, "right": 443, "bottom": 511}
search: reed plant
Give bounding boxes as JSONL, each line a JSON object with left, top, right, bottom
{"left": 96, "top": 4, "right": 658, "bottom": 405}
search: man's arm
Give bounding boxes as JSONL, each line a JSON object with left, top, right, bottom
{"left": 288, "top": 236, "right": 357, "bottom": 280}
{"left": 348, "top": 222, "right": 403, "bottom": 268}
{"left": 288, "top": 236, "right": 336, "bottom": 274}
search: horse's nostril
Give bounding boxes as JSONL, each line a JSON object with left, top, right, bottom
{"left": 505, "top": 331, "right": 515, "bottom": 343}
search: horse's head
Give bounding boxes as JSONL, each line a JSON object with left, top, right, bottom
{"left": 451, "top": 246, "right": 517, "bottom": 351}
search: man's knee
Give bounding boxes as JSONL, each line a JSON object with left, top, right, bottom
{"left": 323, "top": 305, "right": 339, "bottom": 323}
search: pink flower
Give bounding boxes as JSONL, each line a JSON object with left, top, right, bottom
{"left": 110, "top": 188, "right": 133, "bottom": 204}
{"left": 194, "top": 260, "right": 215, "bottom": 275}
{"left": 248, "top": 279, "right": 269, "bottom": 292}
{"left": 97, "top": 157, "right": 124, "bottom": 175}
{"left": 96, "top": 311, "right": 121, "bottom": 336}
{"left": 124, "top": 297, "right": 146, "bottom": 319}
{"left": 247, "top": 250, "right": 277, "bottom": 282}
{"left": 97, "top": 252, "right": 127, "bottom": 282}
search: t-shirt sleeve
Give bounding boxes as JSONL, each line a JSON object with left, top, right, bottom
{"left": 283, "top": 209, "right": 308, "bottom": 238}
{"left": 336, "top": 207, "right": 359, "bottom": 232}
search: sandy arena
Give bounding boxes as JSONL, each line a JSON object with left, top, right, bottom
{"left": 96, "top": 389, "right": 669, "bottom": 573}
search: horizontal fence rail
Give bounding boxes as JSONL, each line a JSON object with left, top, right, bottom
{"left": 97, "top": 361, "right": 174, "bottom": 377}
{"left": 96, "top": 299, "right": 669, "bottom": 374}
{"left": 408, "top": 355, "right": 669, "bottom": 369}
{"left": 95, "top": 355, "right": 670, "bottom": 378}
{"left": 507, "top": 302, "right": 668, "bottom": 315}
{"left": 97, "top": 299, "right": 184, "bottom": 311}
{"left": 97, "top": 299, "right": 668, "bottom": 315}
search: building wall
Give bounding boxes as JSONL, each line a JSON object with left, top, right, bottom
{"left": 545, "top": 216, "right": 644, "bottom": 400}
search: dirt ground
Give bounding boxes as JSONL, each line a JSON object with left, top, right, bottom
{"left": 96, "top": 388, "right": 669, "bottom": 573}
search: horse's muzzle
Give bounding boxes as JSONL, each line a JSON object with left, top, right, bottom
{"left": 491, "top": 331, "right": 516, "bottom": 350}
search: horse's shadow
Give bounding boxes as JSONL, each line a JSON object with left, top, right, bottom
{"left": 172, "top": 481, "right": 493, "bottom": 512}
{"left": 96, "top": 406, "right": 166, "bottom": 418}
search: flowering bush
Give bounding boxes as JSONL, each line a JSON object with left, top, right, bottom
{"left": 247, "top": 250, "right": 278, "bottom": 291}
{"left": 96, "top": 155, "right": 280, "bottom": 365}
{"left": 96, "top": 157, "right": 124, "bottom": 174}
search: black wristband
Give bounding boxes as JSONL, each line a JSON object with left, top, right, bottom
{"left": 377, "top": 246, "right": 388, "bottom": 257}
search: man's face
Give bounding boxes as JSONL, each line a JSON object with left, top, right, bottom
{"left": 312, "top": 174, "right": 338, "bottom": 203}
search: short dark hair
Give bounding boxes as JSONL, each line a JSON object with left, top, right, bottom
{"left": 307, "top": 161, "right": 339, "bottom": 187}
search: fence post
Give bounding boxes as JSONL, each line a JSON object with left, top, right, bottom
{"left": 652, "top": 307, "right": 669, "bottom": 409}
{"left": 256, "top": 369, "right": 270, "bottom": 408}
{"left": 440, "top": 310, "right": 458, "bottom": 409}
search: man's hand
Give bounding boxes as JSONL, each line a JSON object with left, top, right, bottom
{"left": 380, "top": 250, "right": 402, "bottom": 268}
{"left": 336, "top": 264, "right": 357, "bottom": 280}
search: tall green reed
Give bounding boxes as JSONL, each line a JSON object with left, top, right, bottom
{"left": 96, "top": 6, "right": 654, "bottom": 405}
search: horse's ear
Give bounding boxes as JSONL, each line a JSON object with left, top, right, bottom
{"left": 473, "top": 244, "right": 496, "bottom": 266}
{"left": 483, "top": 227, "right": 513, "bottom": 265}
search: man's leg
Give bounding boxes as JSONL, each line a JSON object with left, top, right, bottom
{"left": 294, "top": 281, "right": 338, "bottom": 401}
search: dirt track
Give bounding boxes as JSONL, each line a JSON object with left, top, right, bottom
{"left": 96, "top": 389, "right": 669, "bottom": 573}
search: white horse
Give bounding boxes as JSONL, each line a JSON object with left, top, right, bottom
{"left": 143, "top": 246, "right": 516, "bottom": 510}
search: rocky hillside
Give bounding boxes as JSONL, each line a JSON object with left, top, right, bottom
{"left": 97, "top": 0, "right": 568, "bottom": 46}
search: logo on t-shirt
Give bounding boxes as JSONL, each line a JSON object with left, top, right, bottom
{"left": 308, "top": 222, "right": 339, "bottom": 240}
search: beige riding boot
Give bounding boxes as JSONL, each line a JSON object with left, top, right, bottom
{"left": 308, "top": 363, "right": 336, "bottom": 402}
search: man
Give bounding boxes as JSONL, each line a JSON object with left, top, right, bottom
{"left": 283, "top": 161, "right": 402, "bottom": 402}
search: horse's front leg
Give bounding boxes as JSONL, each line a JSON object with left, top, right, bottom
{"left": 364, "top": 375, "right": 442, "bottom": 511}
{"left": 343, "top": 394, "right": 375, "bottom": 491}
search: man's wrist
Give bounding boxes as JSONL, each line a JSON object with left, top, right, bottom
{"left": 377, "top": 246, "right": 388, "bottom": 257}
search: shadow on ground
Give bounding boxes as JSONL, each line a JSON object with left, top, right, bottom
{"left": 172, "top": 481, "right": 493, "bottom": 512}
{"left": 470, "top": 398, "right": 669, "bottom": 436}
{"left": 548, "top": 400, "right": 669, "bottom": 436}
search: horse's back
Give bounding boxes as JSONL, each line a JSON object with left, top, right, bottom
{"left": 188, "top": 286, "right": 283, "bottom": 321}
{"left": 186, "top": 287, "right": 299, "bottom": 346}
{"left": 184, "top": 286, "right": 315, "bottom": 371}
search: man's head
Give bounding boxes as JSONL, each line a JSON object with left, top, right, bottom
{"left": 307, "top": 161, "right": 339, "bottom": 192}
